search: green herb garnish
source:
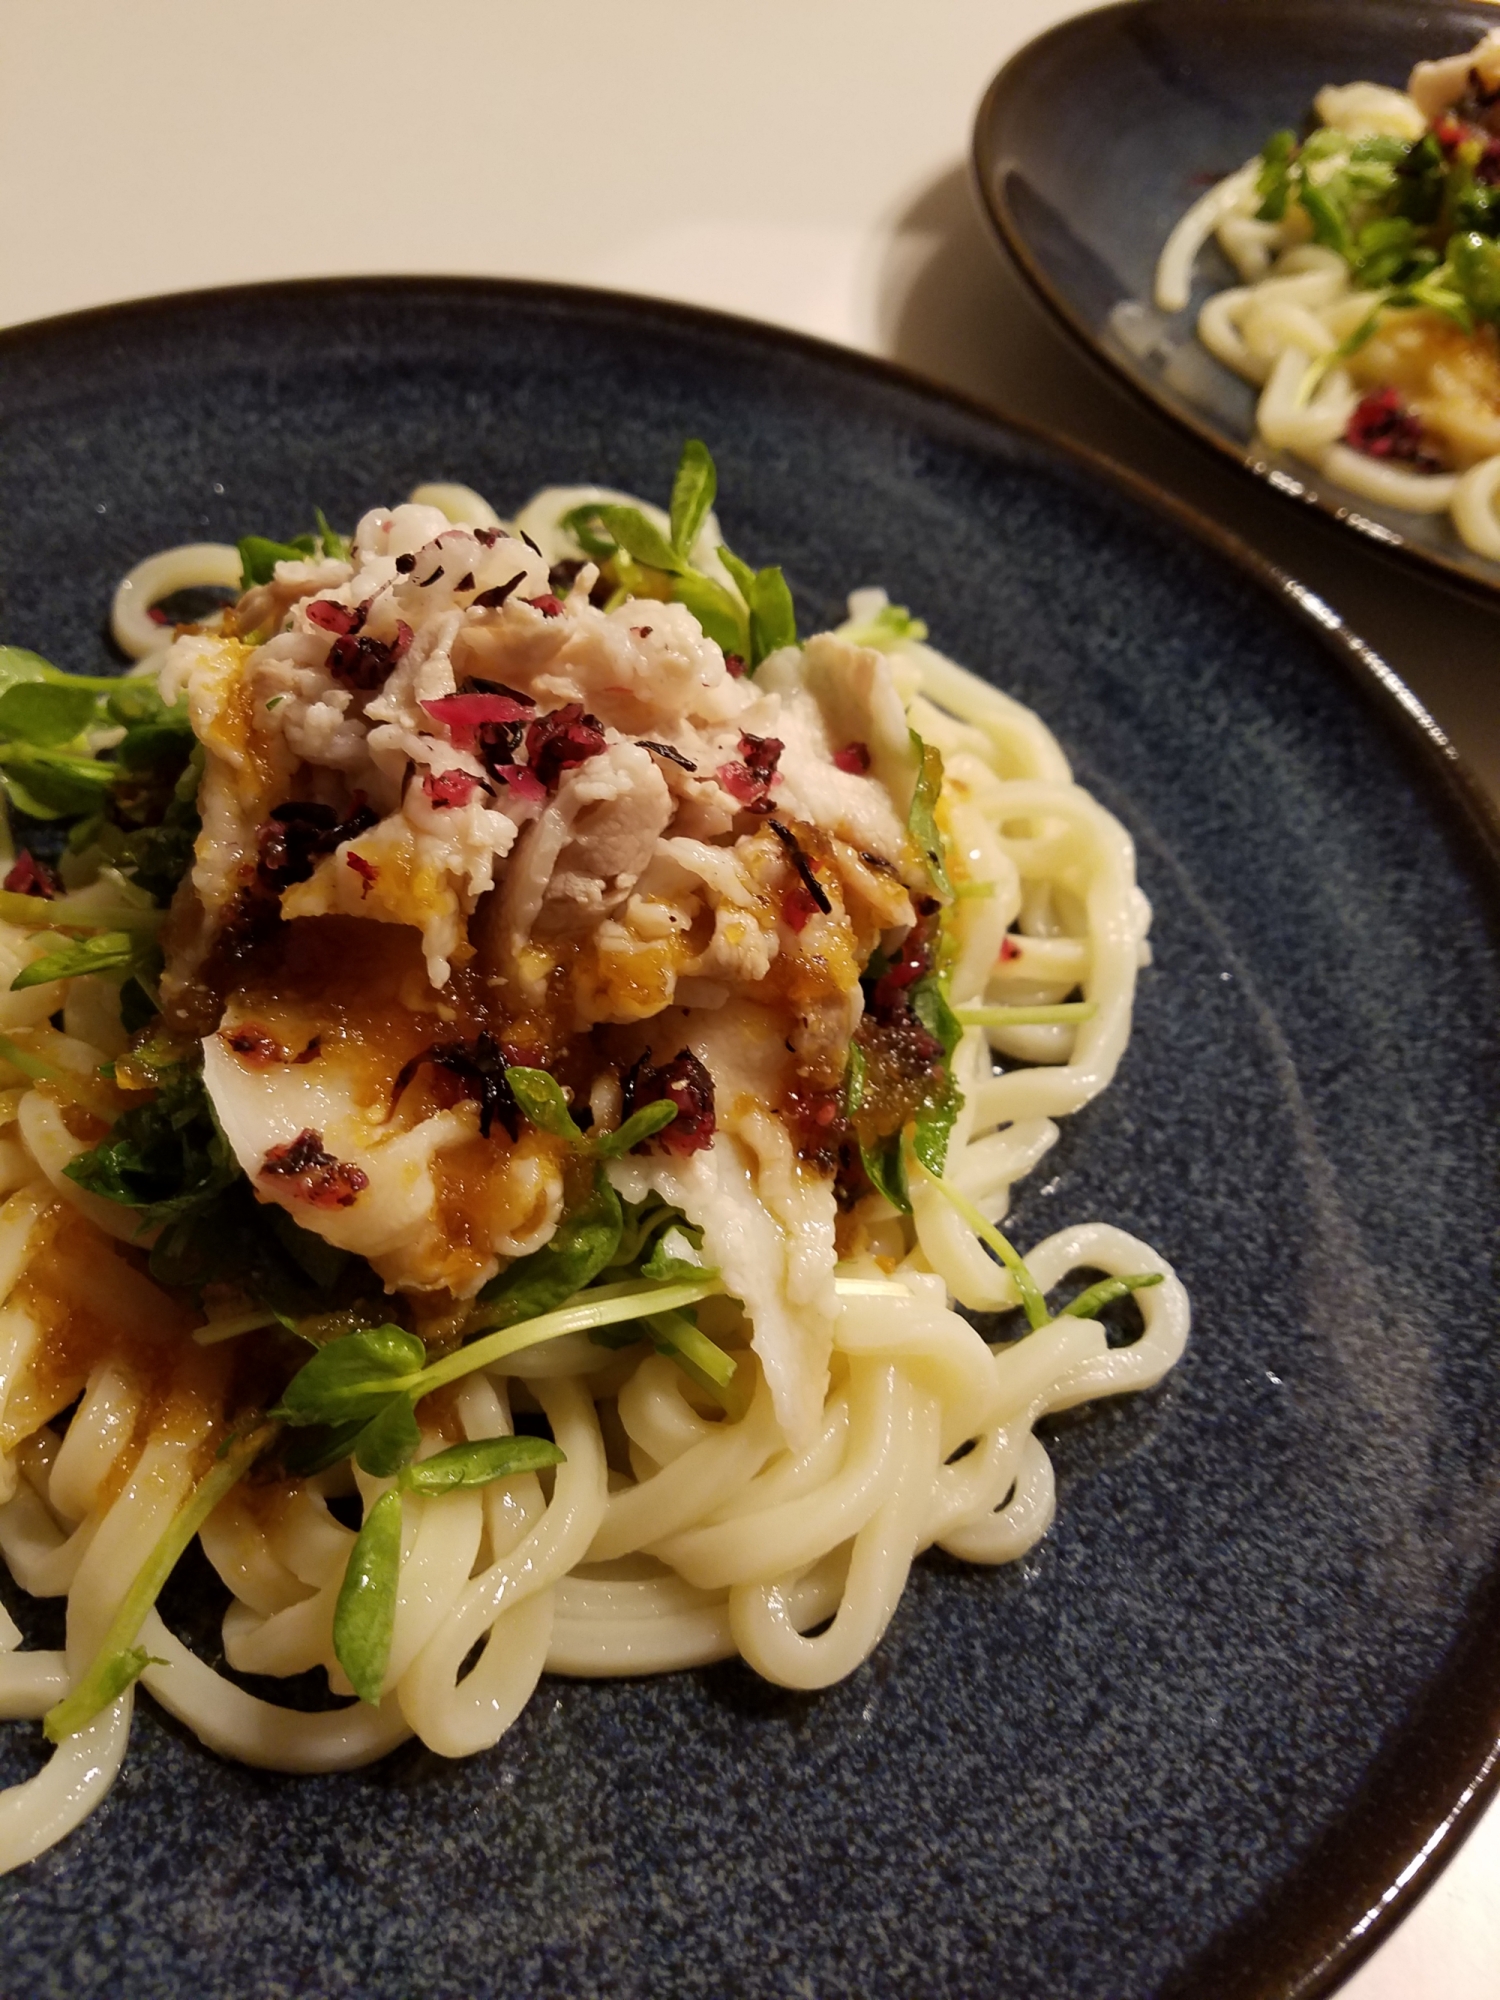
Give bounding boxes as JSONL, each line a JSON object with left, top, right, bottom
{"left": 44, "top": 1422, "right": 277, "bottom": 1741}
{"left": 333, "top": 1432, "right": 568, "bottom": 1703}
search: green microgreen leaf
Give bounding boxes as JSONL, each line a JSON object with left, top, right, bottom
{"left": 1298, "top": 175, "right": 1353, "bottom": 260}
{"left": 862, "top": 1131, "right": 910, "bottom": 1213}
{"left": 401, "top": 1434, "right": 565, "bottom": 1495}
{"left": 0, "top": 743, "right": 117, "bottom": 818}
{"left": 714, "top": 544, "right": 797, "bottom": 668}
{"left": 1061, "top": 1271, "right": 1165, "bottom": 1320}
{"left": 670, "top": 571, "right": 749, "bottom": 655}
{"left": 911, "top": 972, "right": 962, "bottom": 1061}
{"left": 907, "top": 730, "right": 951, "bottom": 897}
{"left": 315, "top": 508, "right": 350, "bottom": 562}
{"left": 584, "top": 504, "right": 686, "bottom": 576}
{"left": 352, "top": 1393, "right": 422, "bottom": 1478}
{"left": 594, "top": 1098, "right": 678, "bottom": 1158}
{"left": 44, "top": 1422, "right": 276, "bottom": 1741}
{"left": 64, "top": 1056, "right": 240, "bottom": 1226}
{"left": 504, "top": 1065, "right": 582, "bottom": 1144}
{"left": 908, "top": 970, "right": 965, "bottom": 1179}
{"left": 1449, "top": 229, "right": 1500, "bottom": 323}
{"left": 270, "top": 1324, "right": 427, "bottom": 1427}
{"left": 668, "top": 438, "right": 716, "bottom": 559}
{"left": 0, "top": 646, "right": 61, "bottom": 697}
{"left": 639, "top": 1222, "right": 715, "bottom": 1285}
{"left": 748, "top": 564, "right": 797, "bottom": 662}
{"left": 281, "top": 1418, "right": 371, "bottom": 1478}
{"left": 237, "top": 533, "right": 318, "bottom": 591}
{"left": 12, "top": 929, "right": 137, "bottom": 991}
{"left": 333, "top": 1488, "right": 402, "bottom": 1706}
{"left": 1394, "top": 131, "right": 1445, "bottom": 227}
{"left": 1255, "top": 128, "right": 1298, "bottom": 222}
{"left": 716, "top": 543, "right": 756, "bottom": 604}
{"left": 559, "top": 502, "right": 620, "bottom": 560}
{"left": 0, "top": 679, "right": 101, "bottom": 747}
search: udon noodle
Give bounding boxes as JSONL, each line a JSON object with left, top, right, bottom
{"left": 0, "top": 452, "right": 1187, "bottom": 1871}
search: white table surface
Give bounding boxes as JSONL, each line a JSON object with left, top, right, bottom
{"left": 2, "top": 2, "right": 1497, "bottom": 1992}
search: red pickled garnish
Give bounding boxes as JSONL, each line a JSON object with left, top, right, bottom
{"left": 525, "top": 703, "right": 607, "bottom": 789}
{"left": 723, "top": 653, "right": 746, "bottom": 679}
{"left": 717, "top": 732, "right": 783, "bottom": 811}
{"left": 221, "top": 1026, "right": 322, "bottom": 1066}
{"left": 1345, "top": 389, "right": 1443, "bottom": 469}
{"left": 421, "top": 768, "right": 488, "bottom": 809}
{"left": 1435, "top": 113, "right": 1466, "bottom": 152}
{"left": 421, "top": 691, "right": 535, "bottom": 751}
{"left": 260, "top": 1128, "right": 368, "bottom": 1208}
{"left": 781, "top": 882, "right": 820, "bottom": 932}
{"left": 871, "top": 923, "right": 931, "bottom": 1017}
{"left": 305, "top": 599, "right": 360, "bottom": 635}
{"left": 621, "top": 1048, "right": 716, "bottom": 1157}
{"left": 390, "top": 1032, "right": 520, "bottom": 1140}
{"left": 345, "top": 851, "right": 378, "bottom": 898}
{"left": 783, "top": 1083, "right": 849, "bottom": 1172}
{"left": 1000, "top": 936, "right": 1022, "bottom": 962}
{"left": 494, "top": 764, "right": 547, "bottom": 803}
{"left": 717, "top": 761, "right": 762, "bottom": 805}
{"left": 3, "top": 851, "right": 58, "bottom": 899}
{"left": 147, "top": 606, "right": 170, "bottom": 625}
{"left": 524, "top": 594, "right": 564, "bottom": 618}
{"left": 833, "top": 741, "right": 871, "bottom": 775}
{"left": 326, "top": 619, "right": 413, "bottom": 692}
{"left": 256, "top": 798, "right": 378, "bottom": 890}
{"left": 740, "top": 733, "right": 782, "bottom": 784}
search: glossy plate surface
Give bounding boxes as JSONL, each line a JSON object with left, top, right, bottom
{"left": 2, "top": 280, "right": 1500, "bottom": 2000}
{"left": 974, "top": 0, "right": 1500, "bottom": 597}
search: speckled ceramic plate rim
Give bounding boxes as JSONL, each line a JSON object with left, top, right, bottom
{"left": 1, "top": 275, "right": 1499, "bottom": 2000}
{"left": 971, "top": 0, "right": 1500, "bottom": 606}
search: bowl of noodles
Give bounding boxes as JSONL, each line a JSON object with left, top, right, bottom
{"left": 2, "top": 278, "right": 1500, "bottom": 2000}
{"left": 973, "top": 0, "right": 1500, "bottom": 595}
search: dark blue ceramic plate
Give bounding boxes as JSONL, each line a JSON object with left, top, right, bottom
{"left": 2, "top": 281, "right": 1500, "bottom": 2000}
{"left": 973, "top": 0, "right": 1500, "bottom": 598}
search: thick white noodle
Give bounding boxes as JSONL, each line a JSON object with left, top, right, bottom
{"left": 1316, "top": 444, "right": 1457, "bottom": 512}
{"left": 110, "top": 543, "right": 241, "bottom": 659}
{"left": 1451, "top": 454, "right": 1500, "bottom": 558}
{"left": 1155, "top": 161, "right": 1260, "bottom": 312}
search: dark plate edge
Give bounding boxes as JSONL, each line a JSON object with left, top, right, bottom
{"left": 2, "top": 271, "right": 1500, "bottom": 2000}
{"left": 968, "top": 0, "right": 1500, "bottom": 609}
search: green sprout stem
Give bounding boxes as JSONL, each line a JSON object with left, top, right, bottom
{"left": 418, "top": 1275, "right": 724, "bottom": 1397}
{"left": 955, "top": 1002, "right": 1097, "bottom": 1028}
{"left": 1061, "top": 1272, "right": 1165, "bottom": 1319}
{"left": 925, "top": 1171, "right": 1050, "bottom": 1330}
{"left": 44, "top": 1421, "right": 277, "bottom": 1743}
